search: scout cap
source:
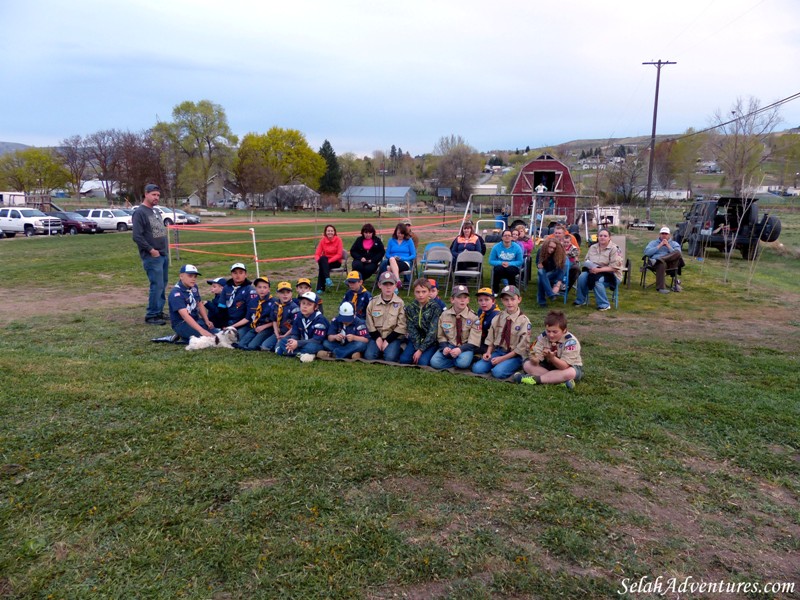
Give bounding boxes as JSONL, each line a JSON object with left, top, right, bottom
{"left": 451, "top": 284, "right": 470, "bottom": 297}
{"left": 428, "top": 278, "right": 438, "bottom": 289}
{"left": 499, "top": 285, "right": 521, "bottom": 298}
{"left": 338, "top": 302, "right": 355, "bottom": 322}
{"left": 299, "top": 291, "right": 319, "bottom": 304}
{"left": 346, "top": 271, "right": 362, "bottom": 282}
{"left": 253, "top": 276, "right": 270, "bottom": 286}
{"left": 206, "top": 277, "right": 226, "bottom": 286}
{"left": 277, "top": 281, "right": 292, "bottom": 292}
{"left": 230, "top": 262, "right": 247, "bottom": 272}
{"left": 180, "top": 264, "right": 200, "bottom": 275}
{"left": 378, "top": 271, "right": 398, "bottom": 285}
{"left": 476, "top": 287, "right": 495, "bottom": 297}
{"left": 297, "top": 277, "right": 311, "bottom": 286}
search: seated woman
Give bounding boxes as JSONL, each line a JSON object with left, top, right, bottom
{"left": 535, "top": 238, "right": 568, "bottom": 307}
{"left": 383, "top": 222, "right": 417, "bottom": 288}
{"left": 513, "top": 223, "right": 534, "bottom": 257}
{"left": 450, "top": 221, "right": 486, "bottom": 282}
{"left": 489, "top": 229, "right": 524, "bottom": 293}
{"left": 314, "top": 224, "right": 344, "bottom": 294}
{"left": 349, "top": 223, "right": 385, "bottom": 281}
{"left": 574, "top": 229, "right": 624, "bottom": 311}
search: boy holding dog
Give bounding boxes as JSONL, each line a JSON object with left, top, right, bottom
{"left": 169, "top": 264, "right": 217, "bottom": 340}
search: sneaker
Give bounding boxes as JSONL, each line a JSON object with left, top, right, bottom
{"left": 597, "top": 306, "right": 611, "bottom": 312}
{"left": 518, "top": 375, "right": 539, "bottom": 385}
{"left": 351, "top": 352, "right": 362, "bottom": 360}
{"left": 572, "top": 301, "right": 586, "bottom": 307}
{"left": 658, "top": 288, "right": 671, "bottom": 294}
{"left": 500, "top": 278, "right": 509, "bottom": 287}
{"left": 145, "top": 316, "right": 167, "bottom": 325}
{"left": 562, "top": 379, "right": 575, "bottom": 391}
{"left": 316, "top": 350, "right": 332, "bottom": 359}
{"left": 316, "top": 289, "right": 324, "bottom": 296}
{"left": 325, "top": 278, "right": 333, "bottom": 288}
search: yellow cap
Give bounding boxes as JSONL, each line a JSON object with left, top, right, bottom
{"left": 277, "top": 281, "right": 292, "bottom": 292}
{"left": 296, "top": 277, "right": 311, "bottom": 286}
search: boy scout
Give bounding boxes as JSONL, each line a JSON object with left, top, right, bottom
{"left": 430, "top": 284, "right": 482, "bottom": 370}
{"left": 515, "top": 310, "right": 583, "bottom": 390}
{"left": 364, "top": 271, "right": 407, "bottom": 362}
{"left": 471, "top": 285, "right": 531, "bottom": 379}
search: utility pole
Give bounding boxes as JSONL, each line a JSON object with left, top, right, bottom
{"left": 643, "top": 59, "right": 676, "bottom": 220}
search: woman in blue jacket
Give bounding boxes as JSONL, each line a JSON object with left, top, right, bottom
{"left": 489, "top": 229, "right": 523, "bottom": 293}
{"left": 383, "top": 222, "right": 417, "bottom": 287}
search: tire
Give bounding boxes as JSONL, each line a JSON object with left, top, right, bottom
{"left": 741, "top": 243, "right": 758, "bottom": 260}
{"left": 68, "top": 226, "right": 78, "bottom": 235}
{"left": 5, "top": 232, "right": 16, "bottom": 238}
{"left": 758, "top": 215, "right": 781, "bottom": 243}
{"left": 24, "top": 226, "right": 35, "bottom": 237}
{"left": 163, "top": 218, "right": 173, "bottom": 226}
{"left": 117, "top": 222, "right": 128, "bottom": 232}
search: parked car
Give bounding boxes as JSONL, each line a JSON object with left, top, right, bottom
{"left": 673, "top": 197, "right": 781, "bottom": 260}
{"left": 75, "top": 208, "right": 133, "bottom": 231}
{"left": 130, "top": 205, "right": 188, "bottom": 226}
{"left": 172, "top": 208, "right": 201, "bottom": 224}
{"left": 0, "top": 207, "right": 63, "bottom": 237}
{"left": 46, "top": 211, "right": 99, "bottom": 234}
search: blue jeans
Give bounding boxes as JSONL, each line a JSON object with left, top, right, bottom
{"left": 399, "top": 343, "right": 437, "bottom": 366}
{"left": 430, "top": 347, "right": 475, "bottom": 370}
{"left": 537, "top": 267, "right": 567, "bottom": 306}
{"left": 173, "top": 320, "right": 218, "bottom": 340}
{"left": 142, "top": 254, "right": 169, "bottom": 318}
{"left": 260, "top": 334, "right": 282, "bottom": 352}
{"left": 365, "top": 338, "right": 403, "bottom": 362}
{"left": 275, "top": 338, "right": 324, "bottom": 356}
{"left": 237, "top": 328, "right": 275, "bottom": 350}
{"left": 471, "top": 349, "right": 522, "bottom": 379}
{"left": 575, "top": 271, "right": 616, "bottom": 309}
{"left": 323, "top": 339, "right": 368, "bottom": 359}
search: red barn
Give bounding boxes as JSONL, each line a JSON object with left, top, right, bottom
{"left": 509, "top": 153, "right": 579, "bottom": 223}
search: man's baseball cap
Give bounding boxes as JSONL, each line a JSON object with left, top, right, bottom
{"left": 338, "top": 302, "right": 355, "bottom": 322}
{"left": 499, "top": 285, "right": 521, "bottom": 298}
{"left": 230, "top": 262, "right": 247, "bottom": 272}
{"left": 476, "top": 287, "right": 495, "bottom": 297}
{"left": 180, "top": 264, "right": 201, "bottom": 275}
{"left": 346, "top": 271, "right": 362, "bottom": 282}
{"left": 144, "top": 183, "right": 161, "bottom": 193}
{"left": 253, "top": 276, "right": 270, "bottom": 286}
{"left": 299, "top": 291, "right": 319, "bottom": 304}
{"left": 379, "top": 271, "right": 398, "bottom": 285}
{"left": 402, "top": 218, "right": 412, "bottom": 225}
{"left": 277, "top": 281, "right": 292, "bottom": 292}
{"left": 296, "top": 277, "right": 311, "bottom": 286}
{"left": 206, "top": 277, "right": 226, "bottom": 286}
{"left": 659, "top": 226, "right": 671, "bottom": 234}
{"left": 451, "top": 284, "right": 470, "bottom": 297}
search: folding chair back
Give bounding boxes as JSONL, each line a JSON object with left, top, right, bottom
{"left": 451, "top": 250, "right": 484, "bottom": 295}
{"left": 329, "top": 250, "right": 349, "bottom": 291}
{"left": 421, "top": 247, "right": 452, "bottom": 292}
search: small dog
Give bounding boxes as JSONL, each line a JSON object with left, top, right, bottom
{"left": 185, "top": 327, "right": 238, "bottom": 351}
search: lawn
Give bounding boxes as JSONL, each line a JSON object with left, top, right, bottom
{"left": 0, "top": 211, "right": 798, "bottom": 599}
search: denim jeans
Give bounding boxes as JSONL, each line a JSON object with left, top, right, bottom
{"left": 430, "top": 347, "right": 475, "bottom": 370}
{"left": 142, "top": 254, "right": 169, "bottom": 318}
{"left": 471, "top": 349, "right": 522, "bottom": 379}
{"left": 261, "top": 334, "right": 281, "bottom": 352}
{"left": 365, "top": 338, "right": 403, "bottom": 362}
{"left": 323, "top": 339, "right": 368, "bottom": 359}
{"left": 575, "top": 271, "right": 616, "bottom": 309}
{"left": 537, "top": 267, "right": 567, "bottom": 306}
{"left": 173, "top": 320, "right": 217, "bottom": 340}
{"left": 237, "top": 328, "right": 275, "bottom": 350}
{"left": 399, "top": 343, "right": 437, "bottom": 366}
{"left": 275, "top": 339, "right": 324, "bottom": 356}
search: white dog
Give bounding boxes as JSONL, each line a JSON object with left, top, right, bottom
{"left": 185, "top": 327, "right": 238, "bottom": 351}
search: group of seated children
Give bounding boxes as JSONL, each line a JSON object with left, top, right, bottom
{"left": 169, "top": 261, "right": 583, "bottom": 389}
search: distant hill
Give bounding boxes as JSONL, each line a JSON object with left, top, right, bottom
{"left": 0, "top": 141, "right": 30, "bottom": 156}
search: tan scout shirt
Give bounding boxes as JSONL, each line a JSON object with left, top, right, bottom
{"left": 366, "top": 294, "right": 407, "bottom": 338}
{"left": 529, "top": 331, "right": 583, "bottom": 366}
{"left": 486, "top": 310, "right": 531, "bottom": 357}
{"left": 437, "top": 306, "right": 482, "bottom": 349}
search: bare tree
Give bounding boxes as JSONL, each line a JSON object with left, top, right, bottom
{"left": 606, "top": 149, "right": 647, "bottom": 203}
{"left": 58, "top": 135, "right": 88, "bottom": 198}
{"left": 85, "top": 129, "right": 122, "bottom": 202}
{"left": 433, "top": 134, "right": 482, "bottom": 203}
{"left": 709, "top": 97, "right": 781, "bottom": 196}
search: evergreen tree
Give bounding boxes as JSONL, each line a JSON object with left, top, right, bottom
{"left": 525, "top": 145, "right": 530, "bottom": 153}
{"left": 579, "top": 149, "right": 586, "bottom": 160}
{"left": 318, "top": 139, "right": 342, "bottom": 194}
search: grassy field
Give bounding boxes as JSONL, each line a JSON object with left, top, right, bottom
{"left": 1, "top": 211, "right": 799, "bottom": 599}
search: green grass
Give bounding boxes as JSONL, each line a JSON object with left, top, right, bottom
{"left": 1, "top": 212, "right": 799, "bottom": 598}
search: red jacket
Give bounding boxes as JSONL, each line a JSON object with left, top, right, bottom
{"left": 315, "top": 235, "right": 343, "bottom": 263}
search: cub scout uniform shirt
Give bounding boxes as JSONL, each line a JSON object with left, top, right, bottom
{"left": 437, "top": 307, "right": 482, "bottom": 351}
{"left": 246, "top": 294, "right": 274, "bottom": 328}
{"left": 366, "top": 294, "right": 407, "bottom": 339}
{"left": 328, "top": 316, "right": 369, "bottom": 339}
{"left": 270, "top": 300, "right": 299, "bottom": 335}
{"left": 485, "top": 310, "right": 531, "bottom": 357}
{"left": 225, "top": 281, "right": 257, "bottom": 324}
{"left": 341, "top": 287, "right": 372, "bottom": 319}
{"left": 289, "top": 311, "right": 329, "bottom": 343}
{"left": 529, "top": 331, "right": 583, "bottom": 367}
{"left": 168, "top": 281, "right": 201, "bottom": 327}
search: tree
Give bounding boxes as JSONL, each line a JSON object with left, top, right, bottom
{"left": 85, "top": 129, "right": 122, "bottom": 201}
{"left": 116, "top": 130, "right": 165, "bottom": 203}
{"left": 164, "top": 100, "right": 238, "bottom": 207}
{"left": 667, "top": 128, "right": 707, "bottom": 193}
{"left": 318, "top": 140, "right": 342, "bottom": 195}
{"left": 0, "top": 148, "right": 70, "bottom": 195}
{"left": 339, "top": 152, "right": 364, "bottom": 211}
{"left": 606, "top": 149, "right": 647, "bottom": 203}
{"left": 58, "top": 135, "right": 88, "bottom": 198}
{"left": 433, "top": 134, "right": 483, "bottom": 203}
{"left": 709, "top": 96, "right": 781, "bottom": 195}
{"left": 769, "top": 133, "right": 800, "bottom": 188}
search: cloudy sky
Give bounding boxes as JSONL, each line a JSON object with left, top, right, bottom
{"left": 1, "top": 0, "right": 798, "bottom": 156}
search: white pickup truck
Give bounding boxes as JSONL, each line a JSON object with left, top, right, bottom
{"left": 75, "top": 208, "right": 133, "bottom": 231}
{"left": 0, "top": 207, "right": 63, "bottom": 237}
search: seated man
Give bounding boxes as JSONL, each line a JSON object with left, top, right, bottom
{"left": 644, "top": 227, "right": 684, "bottom": 293}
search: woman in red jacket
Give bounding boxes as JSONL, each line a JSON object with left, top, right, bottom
{"left": 315, "top": 224, "right": 344, "bottom": 294}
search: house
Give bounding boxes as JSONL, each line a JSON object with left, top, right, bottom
{"left": 340, "top": 186, "right": 417, "bottom": 209}
{"left": 264, "top": 184, "right": 320, "bottom": 210}
{"left": 188, "top": 174, "right": 240, "bottom": 207}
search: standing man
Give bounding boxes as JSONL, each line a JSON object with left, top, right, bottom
{"left": 132, "top": 183, "right": 169, "bottom": 325}
{"left": 644, "top": 226, "right": 684, "bottom": 293}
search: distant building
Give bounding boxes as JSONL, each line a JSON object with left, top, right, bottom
{"left": 264, "top": 184, "right": 320, "bottom": 210}
{"left": 340, "top": 186, "right": 417, "bottom": 209}
{"left": 80, "top": 179, "right": 120, "bottom": 198}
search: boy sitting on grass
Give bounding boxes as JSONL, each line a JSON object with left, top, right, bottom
{"left": 341, "top": 271, "right": 372, "bottom": 319}
{"left": 169, "top": 264, "right": 217, "bottom": 340}
{"left": 365, "top": 271, "right": 407, "bottom": 362}
{"left": 430, "top": 284, "right": 482, "bottom": 370}
{"left": 514, "top": 310, "right": 583, "bottom": 390}
{"left": 275, "top": 292, "right": 329, "bottom": 358}
{"left": 263, "top": 281, "right": 299, "bottom": 352}
{"left": 204, "top": 276, "right": 228, "bottom": 329}
{"left": 297, "top": 277, "right": 324, "bottom": 316}
{"left": 235, "top": 277, "right": 274, "bottom": 351}
{"left": 321, "top": 302, "right": 370, "bottom": 359}
{"left": 475, "top": 287, "right": 500, "bottom": 358}
{"left": 471, "top": 285, "right": 531, "bottom": 380}
{"left": 399, "top": 278, "right": 443, "bottom": 366}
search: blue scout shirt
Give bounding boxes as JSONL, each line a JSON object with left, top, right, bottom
{"left": 270, "top": 299, "right": 300, "bottom": 335}
{"left": 246, "top": 293, "right": 274, "bottom": 329}
{"left": 341, "top": 287, "right": 372, "bottom": 319}
{"left": 168, "top": 281, "right": 201, "bottom": 327}
{"left": 327, "top": 315, "right": 369, "bottom": 340}
{"left": 289, "top": 310, "right": 329, "bottom": 349}
{"left": 477, "top": 304, "right": 500, "bottom": 350}
{"left": 224, "top": 279, "right": 257, "bottom": 325}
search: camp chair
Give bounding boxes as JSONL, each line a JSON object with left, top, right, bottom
{"left": 329, "top": 250, "right": 349, "bottom": 291}
{"left": 421, "top": 247, "right": 452, "bottom": 293}
{"left": 417, "top": 242, "right": 447, "bottom": 278}
{"left": 640, "top": 254, "right": 685, "bottom": 290}
{"left": 451, "top": 250, "right": 484, "bottom": 295}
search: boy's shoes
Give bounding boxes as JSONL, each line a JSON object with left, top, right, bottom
{"left": 316, "top": 289, "right": 324, "bottom": 295}
{"left": 562, "top": 379, "right": 575, "bottom": 391}
{"left": 512, "top": 372, "right": 537, "bottom": 385}
{"left": 657, "top": 288, "right": 671, "bottom": 294}
{"left": 145, "top": 316, "right": 166, "bottom": 325}
{"left": 597, "top": 306, "right": 611, "bottom": 311}
{"left": 316, "top": 350, "right": 332, "bottom": 359}
{"left": 351, "top": 352, "right": 362, "bottom": 360}
{"left": 325, "top": 278, "right": 333, "bottom": 288}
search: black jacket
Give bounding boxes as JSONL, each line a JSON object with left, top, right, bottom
{"left": 350, "top": 236, "right": 385, "bottom": 265}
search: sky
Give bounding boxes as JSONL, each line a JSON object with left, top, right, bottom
{"left": 1, "top": 0, "right": 799, "bottom": 157}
